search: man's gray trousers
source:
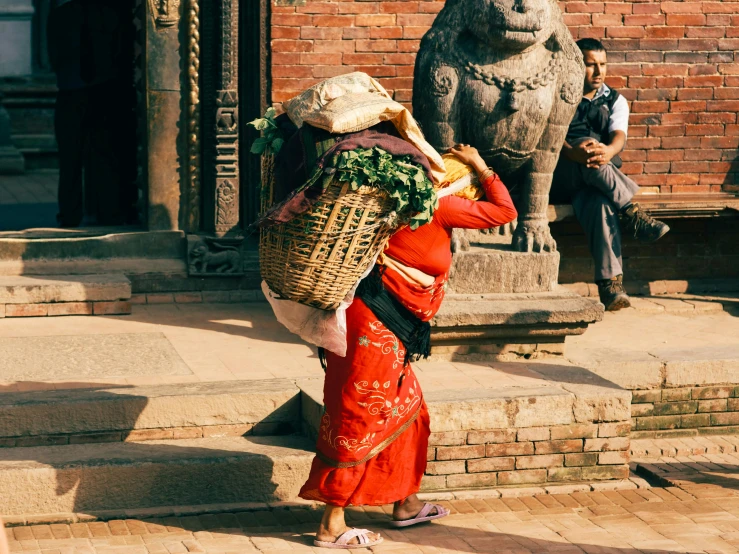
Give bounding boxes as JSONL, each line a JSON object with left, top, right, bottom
{"left": 551, "top": 147, "right": 640, "bottom": 281}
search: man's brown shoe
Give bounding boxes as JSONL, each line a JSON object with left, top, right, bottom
{"left": 596, "top": 275, "right": 631, "bottom": 311}
{"left": 620, "top": 203, "right": 670, "bottom": 243}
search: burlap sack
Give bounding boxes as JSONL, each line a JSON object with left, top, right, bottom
{"left": 282, "top": 72, "right": 446, "bottom": 184}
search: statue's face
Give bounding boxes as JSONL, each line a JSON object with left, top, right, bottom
{"left": 467, "top": 0, "right": 553, "bottom": 50}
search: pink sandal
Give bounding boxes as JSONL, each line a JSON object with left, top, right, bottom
{"left": 389, "top": 502, "right": 450, "bottom": 528}
{"left": 314, "top": 528, "right": 384, "bottom": 549}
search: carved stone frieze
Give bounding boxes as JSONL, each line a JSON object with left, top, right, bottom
{"left": 187, "top": 235, "right": 244, "bottom": 276}
{"left": 214, "top": 88, "right": 240, "bottom": 233}
{"left": 149, "top": 0, "right": 180, "bottom": 28}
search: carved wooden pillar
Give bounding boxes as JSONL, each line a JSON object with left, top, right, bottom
{"left": 211, "top": 0, "right": 240, "bottom": 237}
{"left": 145, "top": 0, "right": 183, "bottom": 231}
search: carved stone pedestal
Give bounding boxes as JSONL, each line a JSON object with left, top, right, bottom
{"left": 431, "top": 231, "right": 603, "bottom": 360}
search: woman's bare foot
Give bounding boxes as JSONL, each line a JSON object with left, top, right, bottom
{"left": 315, "top": 505, "right": 382, "bottom": 546}
{"left": 392, "top": 494, "right": 439, "bottom": 521}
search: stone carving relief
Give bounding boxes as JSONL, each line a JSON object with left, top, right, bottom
{"left": 413, "top": 0, "right": 584, "bottom": 253}
{"left": 149, "top": 0, "right": 180, "bottom": 28}
{"left": 215, "top": 89, "right": 240, "bottom": 233}
{"left": 187, "top": 235, "right": 244, "bottom": 275}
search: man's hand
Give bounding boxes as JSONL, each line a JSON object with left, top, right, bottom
{"left": 564, "top": 138, "right": 616, "bottom": 169}
{"left": 584, "top": 142, "right": 616, "bottom": 168}
{"left": 563, "top": 138, "right": 599, "bottom": 166}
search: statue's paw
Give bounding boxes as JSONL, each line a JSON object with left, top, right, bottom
{"left": 512, "top": 221, "right": 557, "bottom": 253}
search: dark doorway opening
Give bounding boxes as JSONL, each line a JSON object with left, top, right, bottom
{"left": 0, "top": 0, "right": 140, "bottom": 236}
{"left": 239, "top": 0, "right": 269, "bottom": 229}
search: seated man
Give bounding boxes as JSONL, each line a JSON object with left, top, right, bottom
{"left": 552, "top": 38, "right": 670, "bottom": 311}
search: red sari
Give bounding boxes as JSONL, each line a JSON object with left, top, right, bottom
{"left": 299, "top": 172, "right": 517, "bottom": 507}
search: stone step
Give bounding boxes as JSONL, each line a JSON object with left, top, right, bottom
{"left": 0, "top": 274, "right": 132, "bottom": 317}
{"left": 430, "top": 290, "right": 603, "bottom": 360}
{"left": 299, "top": 362, "right": 632, "bottom": 493}
{"left": 0, "top": 434, "right": 315, "bottom": 516}
{"left": 0, "top": 230, "right": 186, "bottom": 275}
{"left": 0, "top": 274, "right": 130, "bottom": 304}
{"left": 0, "top": 379, "right": 301, "bottom": 444}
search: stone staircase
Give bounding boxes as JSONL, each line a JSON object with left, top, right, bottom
{"left": 0, "top": 365, "right": 635, "bottom": 520}
{"left": 0, "top": 229, "right": 188, "bottom": 316}
{"left": 0, "top": 380, "right": 314, "bottom": 516}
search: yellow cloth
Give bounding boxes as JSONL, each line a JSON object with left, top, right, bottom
{"left": 435, "top": 153, "right": 484, "bottom": 201}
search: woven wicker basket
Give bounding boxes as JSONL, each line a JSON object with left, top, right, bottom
{"left": 259, "top": 155, "right": 397, "bottom": 310}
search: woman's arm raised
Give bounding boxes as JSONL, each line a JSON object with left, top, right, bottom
{"left": 434, "top": 145, "right": 518, "bottom": 230}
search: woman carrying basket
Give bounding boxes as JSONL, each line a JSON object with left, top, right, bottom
{"left": 301, "top": 144, "right": 518, "bottom": 549}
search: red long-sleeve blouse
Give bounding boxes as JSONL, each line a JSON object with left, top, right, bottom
{"left": 384, "top": 172, "right": 518, "bottom": 277}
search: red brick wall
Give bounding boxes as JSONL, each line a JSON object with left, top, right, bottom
{"left": 270, "top": 0, "right": 739, "bottom": 193}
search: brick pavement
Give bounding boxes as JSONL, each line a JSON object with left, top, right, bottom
{"left": 7, "top": 470, "right": 739, "bottom": 553}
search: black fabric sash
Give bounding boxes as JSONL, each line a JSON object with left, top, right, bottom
{"left": 317, "top": 268, "right": 431, "bottom": 370}
{"left": 356, "top": 268, "right": 431, "bottom": 367}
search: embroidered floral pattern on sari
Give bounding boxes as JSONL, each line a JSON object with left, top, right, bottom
{"left": 357, "top": 320, "right": 405, "bottom": 369}
{"left": 356, "top": 378, "right": 421, "bottom": 427}
{"left": 319, "top": 374, "right": 422, "bottom": 453}
{"left": 320, "top": 412, "right": 375, "bottom": 454}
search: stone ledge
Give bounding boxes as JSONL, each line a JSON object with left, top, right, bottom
{"left": 0, "top": 274, "right": 131, "bottom": 304}
{"left": 0, "top": 300, "right": 131, "bottom": 318}
{"left": 430, "top": 291, "right": 603, "bottom": 361}
{"left": 0, "top": 435, "right": 315, "bottom": 516}
{"left": 0, "top": 379, "right": 301, "bottom": 439}
{"left": 568, "top": 345, "right": 739, "bottom": 391}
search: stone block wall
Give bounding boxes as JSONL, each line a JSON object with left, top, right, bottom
{"left": 631, "top": 386, "right": 739, "bottom": 437}
{"left": 421, "top": 422, "right": 630, "bottom": 491}
{"left": 270, "top": 0, "right": 739, "bottom": 193}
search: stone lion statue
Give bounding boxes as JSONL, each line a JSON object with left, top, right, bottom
{"left": 189, "top": 243, "right": 241, "bottom": 274}
{"left": 413, "top": 0, "right": 584, "bottom": 252}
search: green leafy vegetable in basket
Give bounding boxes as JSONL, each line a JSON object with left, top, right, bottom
{"left": 248, "top": 107, "right": 284, "bottom": 155}
{"left": 333, "top": 147, "right": 438, "bottom": 230}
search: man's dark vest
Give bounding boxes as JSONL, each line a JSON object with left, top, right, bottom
{"left": 566, "top": 88, "right": 623, "bottom": 168}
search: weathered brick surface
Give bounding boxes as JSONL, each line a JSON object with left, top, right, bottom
{"left": 5, "top": 303, "right": 48, "bottom": 317}
{"left": 436, "top": 444, "right": 485, "bottom": 461}
{"left": 269, "top": 1, "right": 739, "bottom": 191}
{"left": 631, "top": 385, "right": 739, "bottom": 435}
{"left": 516, "top": 427, "right": 550, "bottom": 442}
{"left": 47, "top": 302, "right": 94, "bottom": 316}
{"left": 584, "top": 437, "right": 630, "bottom": 452}
{"left": 515, "top": 454, "right": 565, "bottom": 470}
{"left": 466, "top": 457, "right": 515, "bottom": 473}
{"left": 92, "top": 301, "right": 132, "bottom": 316}
{"left": 497, "top": 469, "right": 548, "bottom": 486}
{"left": 429, "top": 431, "right": 467, "bottom": 446}
{"left": 486, "top": 442, "right": 535, "bottom": 457}
{"left": 534, "top": 439, "right": 584, "bottom": 454}
{"left": 598, "top": 422, "right": 631, "bottom": 437}
{"left": 467, "top": 429, "right": 516, "bottom": 444}
{"left": 551, "top": 423, "right": 598, "bottom": 440}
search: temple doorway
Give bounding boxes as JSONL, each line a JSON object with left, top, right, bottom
{"left": 0, "top": 0, "right": 139, "bottom": 236}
